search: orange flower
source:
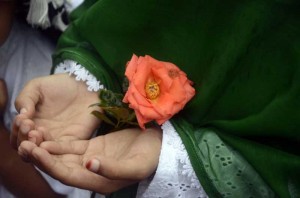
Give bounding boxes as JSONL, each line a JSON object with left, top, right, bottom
{"left": 123, "top": 54, "right": 195, "bottom": 129}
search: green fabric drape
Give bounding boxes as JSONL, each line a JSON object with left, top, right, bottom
{"left": 53, "top": 0, "right": 300, "bottom": 197}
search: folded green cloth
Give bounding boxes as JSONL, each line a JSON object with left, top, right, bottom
{"left": 53, "top": 0, "right": 300, "bottom": 197}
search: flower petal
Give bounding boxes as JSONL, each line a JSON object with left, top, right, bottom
{"left": 153, "top": 92, "right": 176, "bottom": 115}
{"left": 168, "top": 77, "right": 187, "bottom": 102}
{"left": 139, "top": 105, "right": 163, "bottom": 120}
{"left": 125, "top": 54, "right": 139, "bottom": 81}
{"left": 123, "top": 85, "right": 152, "bottom": 107}
{"left": 132, "top": 58, "right": 153, "bottom": 96}
{"left": 124, "top": 55, "right": 196, "bottom": 129}
{"left": 135, "top": 110, "right": 147, "bottom": 129}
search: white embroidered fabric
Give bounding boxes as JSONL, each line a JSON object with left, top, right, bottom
{"left": 54, "top": 60, "right": 208, "bottom": 198}
{"left": 137, "top": 121, "right": 208, "bottom": 198}
{"left": 54, "top": 60, "right": 105, "bottom": 92}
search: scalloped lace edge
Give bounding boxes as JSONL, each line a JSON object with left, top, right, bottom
{"left": 54, "top": 60, "right": 105, "bottom": 92}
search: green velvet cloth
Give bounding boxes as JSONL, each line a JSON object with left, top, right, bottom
{"left": 52, "top": 0, "right": 300, "bottom": 197}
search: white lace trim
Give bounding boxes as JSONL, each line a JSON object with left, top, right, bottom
{"left": 54, "top": 60, "right": 105, "bottom": 92}
{"left": 137, "top": 121, "right": 208, "bottom": 198}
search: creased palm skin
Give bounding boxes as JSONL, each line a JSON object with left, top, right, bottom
{"left": 18, "top": 128, "right": 162, "bottom": 194}
{"left": 11, "top": 74, "right": 101, "bottom": 149}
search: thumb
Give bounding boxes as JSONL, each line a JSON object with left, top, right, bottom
{"left": 14, "top": 79, "right": 41, "bottom": 118}
{"left": 85, "top": 156, "right": 153, "bottom": 181}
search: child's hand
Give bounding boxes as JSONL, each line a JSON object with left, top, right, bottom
{"left": 11, "top": 74, "right": 101, "bottom": 149}
{"left": 18, "top": 127, "right": 162, "bottom": 194}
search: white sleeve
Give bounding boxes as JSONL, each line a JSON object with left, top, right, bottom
{"left": 136, "top": 121, "right": 208, "bottom": 198}
{"left": 54, "top": 61, "right": 208, "bottom": 198}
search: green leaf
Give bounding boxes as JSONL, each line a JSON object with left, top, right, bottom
{"left": 127, "top": 112, "right": 136, "bottom": 122}
{"left": 99, "top": 90, "right": 124, "bottom": 107}
{"left": 91, "top": 89, "right": 140, "bottom": 132}
{"left": 124, "top": 121, "right": 139, "bottom": 126}
{"left": 91, "top": 110, "right": 115, "bottom": 126}
{"left": 102, "top": 107, "right": 130, "bottom": 120}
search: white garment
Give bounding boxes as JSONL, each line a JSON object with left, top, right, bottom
{"left": 0, "top": 21, "right": 54, "bottom": 130}
{"left": 137, "top": 121, "right": 208, "bottom": 198}
{"left": 54, "top": 60, "right": 208, "bottom": 198}
{"left": 0, "top": 20, "right": 90, "bottom": 198}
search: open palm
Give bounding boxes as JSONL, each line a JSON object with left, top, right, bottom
{"left": 18, "top": 128, "right": 162, "bottom": 194}
{"left": 11, "top": 74, "right": 101, "bottom": 148}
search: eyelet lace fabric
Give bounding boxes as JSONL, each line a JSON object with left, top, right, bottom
{"left": 137, "top": 121, "right": 208, "bottom": 198}
{"left": 54, "top": 60, "right": 105, "bottom": 92}
{"left": 54, "top": 61, "right": 208, "bottom": 197}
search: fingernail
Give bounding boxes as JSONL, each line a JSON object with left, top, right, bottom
{"left": 20, "top": 125, "right": 30, "bottom": 134}
{"left": 20, "top": 108, "right": 27, "bottom": 114}
{"left": 86, "top": 159, "right": 100, "bottom": 173}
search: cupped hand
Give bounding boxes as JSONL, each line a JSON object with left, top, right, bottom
{"left": 18, "top": 127, "right": 162, "bottom": 194}
{"left": 11, "top": 74, "right": 101, "bottom": 149}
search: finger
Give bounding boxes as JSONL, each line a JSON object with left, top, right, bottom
{"left": 17, "top": 119, "right": 35, "bottom": 147}
{"left": 36, "top": 126, "right": 54, "bottom": 142}
{"left": 28, "top": 144, "right": 61, "bottom": 175}
{"left": 10, "top": 114, "right": 27, "bottom": 149}
{"left": 14, "top": 79, "right": 40, "bottom": 118}
{"left": 28, "top": 126, "right": 55, "bottom": 146}
{"left": 85, "top": 156, "right": 154, "bottom": 180}
{"left": 19, "top": 143, "right": 71, "bottom": 184}
{"left": 27, "top": 138, "right": 135, "bottom": 194}
{"left": 40, "top": 140, "right": 89, "bottom": 155}
{"left": 28, "top": 130, "right": 44, "bottom": 145}
{"left": 18, "top": 140, "right": 38, "bottom": 162}
{"left": 30, "top": 146, "right": 134, "bottom": 194}
{"left": 19, "top": 119, "right": 35, "bottom": 135}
